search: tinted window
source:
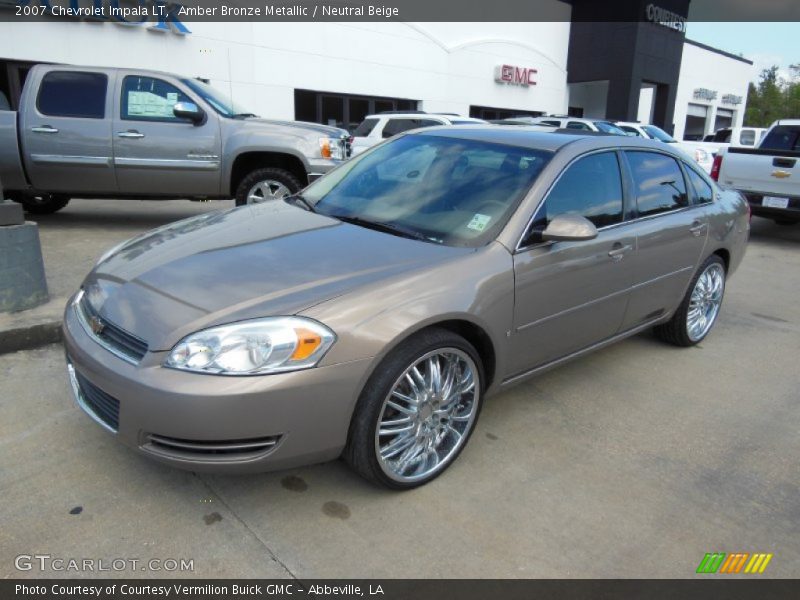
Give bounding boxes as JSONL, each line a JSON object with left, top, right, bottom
{"left": 626, "top": 151, "right": 689, "bottom": 217}
{"left": 382, "top": 118, "right": 437, "bottom": 137}
{"left": 594, "top": 121, "right": 627, "bottom": 135}
{"left": 760, "top": 125, "right": 800, "bottom": 151}
{"left": 529, "top": 152, "right": 623, "bottom": 234}
{"left": 642, "top": 125, "right": 676, "bottom": 143}
{"left": 539, "top": 120, "right": 561, "bottom": 126}
{"left": 37, "top": 71, "right": 107, "bottom": 119}
{"left": 620, "top": 125, "right": 643, "bottom": 137}
{"left": 567, "top": 121, "right": 591, "bottom": 130}
{"left": 353, "top": 118, "right": 379, "bottom": 137}
{"left": 711, "top": 129, "right": 732, "bottom": 143}
{"left": 685, "top": 166, "right": 714, "bottom": 204}
{"left": 739, "top": 129, "right": 755, "bottom": 146}
{"left": 303, "top": 134, "right": 552, "bottom": 247}
{"left": 121, "top": 76, "right": 191, "bottom": 121}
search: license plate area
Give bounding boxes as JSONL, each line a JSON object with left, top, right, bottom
{"left": 763, "top": 196, "right": 790, "bottom": 209}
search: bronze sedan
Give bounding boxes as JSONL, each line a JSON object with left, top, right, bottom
{"left": 63, "top": 127, "right": 749, "bottom": 489}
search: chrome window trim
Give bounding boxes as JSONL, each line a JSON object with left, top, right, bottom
{"left": 73, "top": 290, "right": 141, "bottom": 366}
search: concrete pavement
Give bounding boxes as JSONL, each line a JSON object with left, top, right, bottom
{"left": 0, "top": 206, "right": 798, "bottom": 578}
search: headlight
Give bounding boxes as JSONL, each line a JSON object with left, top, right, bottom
{"left": 165, "top": 317, "right": 336, "bottom": 375}
{"left": 319, "top": 137, "right": 344, "bottom": 160}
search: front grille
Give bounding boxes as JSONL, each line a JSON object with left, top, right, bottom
{"left": 143, "top": 433, "right": 281, "bottom": 462}
{"left": 78, "top": 292, "right": 148, "bottom": 362}
{"left": 74, "top": 371, "right": 120, "bottom": 431}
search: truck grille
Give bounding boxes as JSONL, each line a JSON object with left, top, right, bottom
{"left": 77, "top": 291, "right": 148, "bottom": 363}
{"left": 74, "top": 370, "right": 120, "bottom": 432}
{"left": 143, "top": 433, "right": 281, "bottom": 462}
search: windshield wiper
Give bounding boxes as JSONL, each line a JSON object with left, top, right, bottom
{"left": 285, "top": 194, "right": 316, "bottom": 213}
{"left": 330, "top": 214, "right": 439, "bottom": 244}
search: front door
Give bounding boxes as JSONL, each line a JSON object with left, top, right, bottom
{"left": 21, "top": 69, "right": 117, "bottom": 194}
{"left": 112, "top": 75, "right": 221, "bottom": 196}
{"left": 509, "top": 151, "right": 635, "bottom": 377}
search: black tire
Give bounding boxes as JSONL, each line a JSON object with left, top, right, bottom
{"left": 654, "top": 254, "right": 726, "bottom": 347}
{"left": 15, "top": 194, "right": 70, "bottom": 215}
{"left": 774, "top": 218, "right": 799, "bottom": 226}
{"left": 234, "top": 167, "right": 303, "bottom": 206}
{"left": 343, "top": 328, "right": 485, "bottom": 490}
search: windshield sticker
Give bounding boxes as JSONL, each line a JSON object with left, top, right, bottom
{"left": 467, "top": 213, "right": 492, "bottom": 232}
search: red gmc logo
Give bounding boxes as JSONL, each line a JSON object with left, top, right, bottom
{"left": 495, "top": 64, "right": 538, "bottom": 87}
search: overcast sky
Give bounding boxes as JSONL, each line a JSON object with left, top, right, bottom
{"left": 685, "top": 22, "right": 799, "bottom": 83}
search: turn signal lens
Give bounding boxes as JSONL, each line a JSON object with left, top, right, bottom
{"left": 290, "top": 328, "right": 323, "bottom": 361}
{"left": 319, "top": 137, "right": 332, "bottom": 159}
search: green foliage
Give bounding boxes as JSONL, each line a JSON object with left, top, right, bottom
{"left": 745, "top": 65, "right": 800, "bottom": 126}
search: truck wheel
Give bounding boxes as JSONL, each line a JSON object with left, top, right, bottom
{"left": 235, "top": 168, "right": 302, "bottom": 206}
{"left": 17, "top": 194, "right": 70, "bottom": 215}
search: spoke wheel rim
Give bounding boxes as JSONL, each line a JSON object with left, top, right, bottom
{"left": 686, "top": 263, "right": 725, "bottom": 342}
{"left": 246, "top": 179, "right": 291, "bottom": 204}
{"left": 375, "top": 348, "right": 480, "bottom": 483}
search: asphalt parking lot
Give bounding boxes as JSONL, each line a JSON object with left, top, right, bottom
{"left": 1, "top": 199, "right": 799, "bottom": 579}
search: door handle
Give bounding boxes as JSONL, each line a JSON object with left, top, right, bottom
{"left": 31, "top": 126, "right": 58, "bottom": 134}
{"left": 608, "top": 244, "right": 632, "bottom": 261}
{"left": 117, "top": 131, "right": 145, "bottom": 139}
{"left": 689, "top": 220, "right": 708, "bottom": 237}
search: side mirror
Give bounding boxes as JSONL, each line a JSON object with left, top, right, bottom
{"left": 173, "top": 102, "right": 204, "bottom": 124}
{"left": 540, "top": 214, "right": 598, "bottom": 242}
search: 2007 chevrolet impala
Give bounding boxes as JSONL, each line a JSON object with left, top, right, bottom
{"left": 63, "top": 127, "right": 749, "bottom": 489}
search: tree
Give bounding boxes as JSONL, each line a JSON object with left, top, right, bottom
{"left": 744, "top": 65, "right": 800, "bottom": 127}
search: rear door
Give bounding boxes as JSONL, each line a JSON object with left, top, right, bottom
{"left": 21, "top": 68, "right": 117, "bottom": 193}
{"left": 618, "top": 150, "right": 708, "bottom": 330}
{"left": 509, "top": 151, "right": 636, "bottom": 376}
{"left": 112, "top": 74, "right": 221, "bottom": 196}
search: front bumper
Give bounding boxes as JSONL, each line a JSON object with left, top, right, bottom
{"left": 62, "top": 297, "right": 372, "bottom": 473}
{"left": 306, "top": 157, "right": 345, "bottom": 183}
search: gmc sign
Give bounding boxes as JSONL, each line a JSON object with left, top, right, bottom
{"left": 494, "top": 64, "right": 538, "bottom": 87}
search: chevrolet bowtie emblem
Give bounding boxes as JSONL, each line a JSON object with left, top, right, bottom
{"left": 771, "top": 170, "right": 791, "bottom": 179}
{"left": 89, "top": 316, "right": 105, "bottom": 335}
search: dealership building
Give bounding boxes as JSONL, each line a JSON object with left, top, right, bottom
{"left": 0, "top": 0, "right": 753, "bottom": 140}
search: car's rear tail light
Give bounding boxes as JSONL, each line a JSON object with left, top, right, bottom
{"left": 710, "top": 154, "right": 723, "bottom": 181}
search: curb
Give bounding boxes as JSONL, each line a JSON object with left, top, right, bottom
{"left": 0, "top": 321, "right": 63, "bottom": 355}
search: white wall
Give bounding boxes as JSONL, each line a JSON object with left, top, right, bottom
{"left": 0, "top": 12, "right": 572, "bottom": 120}
{"left": 673, "top": 41, "right": 754, "bottom": 140}
{"left": 567, "top": 81, "right": 608, "bottom": 119}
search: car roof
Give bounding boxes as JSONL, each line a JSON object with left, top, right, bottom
{"left": 408, "top": 124, "right": 681, "bottom": 154}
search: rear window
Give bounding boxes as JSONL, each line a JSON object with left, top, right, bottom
{"left": 739, "top": 130, "right": 756, "bottom": 146}
{"left": 353, "top": 117, "right": 379, "bottom": 137}
{"left": 712, "top": 129, "right": 732, "bottom": 143}
{"left": 760, "top": 125, "right": 800, "bottom": 152}
{"left": 37, "top": 71, "right": 107, "bottom": 119}
{"left": 625, "top": 151, "right": 689, "bottom": 217}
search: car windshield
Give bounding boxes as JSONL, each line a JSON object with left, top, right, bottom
{"left": 595, "top": 121, "right": 628, "bottom": 135}
{"left": 302, "top": 133, "right": 552, "bottom": 247}
{"left": 642, "top": 125, "right": 677, "bottom": 142}
{"left": 181, "top": 78, "right": 255, "bottom": 117}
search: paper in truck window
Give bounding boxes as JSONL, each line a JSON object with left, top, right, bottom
{"left": 126, "top": 91, "right": 175, "bottom": 118}
{"left": 467, "top": 213, "right": 492, "bottom": 232}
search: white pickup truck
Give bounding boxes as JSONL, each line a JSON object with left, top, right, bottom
{"left": 713, "top": 120, "right": 800, "bottom": 225}
{"left": 679, "top": 126, "right": 767, "bottom": 174}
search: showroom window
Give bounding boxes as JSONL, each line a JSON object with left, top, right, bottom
{"left": 295, "top": 89, "right": 418, "bottom": 132}
{"left": 37, "top": 71, "right": 107, "bottom": 119}
{"left": 121, "top": 76, "right": 192, "bottom": 122}
{"left": 529, "top": 151, "right": 624, "bottom": 233}
{"left": 683, "top": 103, "right": 709, "bottom": 140}
{"left": 625, "top": 151, "right": 689, "bottom": 216}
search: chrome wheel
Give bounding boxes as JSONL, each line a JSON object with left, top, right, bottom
{"left": 246, "top": 180, "right": 291, "bottom": 204}
{"left": 686, "top": 263, "right": 725, "bottom": 342}
{"left": 375, "top": 348, "right": 480, "bottom": 483}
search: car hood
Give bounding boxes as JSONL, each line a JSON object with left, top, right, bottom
{"left": 84, "top": 203, "right": 467, "bottom": 351}
{"left": 243, "top": 117, "right": 348, "bottom": 138}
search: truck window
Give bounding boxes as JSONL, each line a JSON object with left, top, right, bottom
{"left": 353, "top": 118, "right": 379, "bottom": 137}
{"left": 711, "top": 129, "right": 732, "bottom": 143}
{"left": 121, "top": 76, "right": 191, "bottom": 122}
{"left": 739, "top": 129, "right": 756, "bottom": 146}
{"left": 760, "top": 125, "right": 800, "bottom": 152}
{"left": 37, "top": 71, "right": 107, "bottom": 119}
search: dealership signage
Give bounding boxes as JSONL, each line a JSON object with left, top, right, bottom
{"left": 644, "top": 3, "right": 687, "bottom": 33}
{"left": 722, "top": 93, "right": 743, "bottom": 105}
{"left": 693, "top": 87, "right": 718, "bottom": 101}
{"left": 10, "top": 0, "right": 191, "bottom": 34}
{"left": 494, "top": 64, "right": 538, "bottom": 87}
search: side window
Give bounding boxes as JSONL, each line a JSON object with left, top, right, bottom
{"left": 37, "top": 71, "right": 107, "bottom": 119}
{"left": 353, "top": 118, "right": 379, "bottom": 137}
{"left": 626, "top": 151, "right": 689, "bottom": 217}
{"left": 539, "top": 120, "right": 561, "bottom": 126}
{"left": 620, "top": 126, "right": 643, "bottom": 137}
{"left": 685, "top": 165, "right": 714, "bottom": 204}
{"left": 121, "top": 76, "right": 191, "bottom": 122}
{"left": 739, "top": 130, "right": 755, "bottom": 146}
{"left": 528, "top": 152, "right": 624, "bottom": 235}
{"left": 382, "top": 118, "right": 411, "bottom": 138}
{"left": 567, "top": 121, "right": 591, "bottom": 130}
{"left": 417, "top": 119, "right": 442, "bottom": 128}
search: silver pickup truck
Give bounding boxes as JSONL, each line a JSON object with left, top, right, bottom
{"left": 0, "top": 64, "right": 349, "bottom": 214}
